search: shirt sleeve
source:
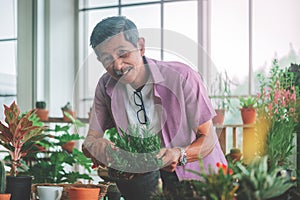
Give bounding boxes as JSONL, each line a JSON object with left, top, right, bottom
{"left": 183, "top": 69, "right": 216, "bottom": 132}
{"left": 89, "top": 78, "right": 115, "bottom": 136}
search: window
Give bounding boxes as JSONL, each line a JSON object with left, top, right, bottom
{"left": 78, "top": 0, "right": 200, "bottom": 117}
{"left": 211, "top": 0, "right": 300, "bottom": 96}
{"left": 0, "top": 0, "right": 17, "bottom": 119}
{"left": 77, "top": 0, "right": 300, "bottom": 152}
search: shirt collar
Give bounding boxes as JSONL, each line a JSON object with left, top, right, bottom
{"left": 105, "top": 56, "right": 165, "bottom": 97}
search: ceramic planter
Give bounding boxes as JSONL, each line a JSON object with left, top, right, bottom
{"left": 6, "top": 176, "right": 32, "bottom": 200}
{"left": 36, "top": 109, "right": 49, "bottom": 121}
{"left": 240, "top": 108, "right": 256, "bottom": 124}
{"left": 62, "top": 110, "right": 76, "bottom": 122}
{"left": 109, "top": 169, "right": 160, "bottom": 200}
{"left": 212, "top": 109, "right": 225, "bottom": 125}
{"left": 67, "top": 187, "right": 100, "bottom": 200}
{"left": 62, "top": 141, "right": 75, "bottom": 153}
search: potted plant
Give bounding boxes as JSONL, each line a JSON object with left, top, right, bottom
{"left": 104, "top": 125, "right": 162, "bottom": 179}
{"left": 256, "top": 59, "right": 299, "bottom": 169}
{"left": 61, "top": 102, "right": 76, "bottom": 122}
{"left": 67, "top": 187, "right": 100, "bottom": 200}
{"left": 234, "top": 156, "right": 295, "bottom": 200}
{"left": 25, "top": 123, "right": 93, "bottom": 184}
{"left": 103, "top": 125, "right": 162, "bottom": 199}
{"left": 58, "top": 118, "right": 85, "bottom": 153}
{"left": 35, "top": 101, "right": 49, "bottom": 121}
{"left": 106, "top": 183, "right": 121, "bottom": 200}
{"left": 152, "top": 154, "right": 296, "bottom": 200}
{"left": 152, "top": 160, "right": 238, "bottom": 200}
{"left": 239, "top": 96, "right": 257, "bottom": 124}
{"left": 210, "top": 71, "right": 232, "bottom": 125}
{"left": 287, "top": 62, "right": 300, "bottom": 191}
{"left": 0, "top": 101, "right": 46, "bottom": 200}
{"left": 0, "top": 160, "right": 11, "bottom": 200}
{"left": 227, "top": 148, "right": 242, "bottom": 162}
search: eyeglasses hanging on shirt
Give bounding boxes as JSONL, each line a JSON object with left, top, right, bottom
{"left": 133, "top": 90, "right": 149, "bottom": 125}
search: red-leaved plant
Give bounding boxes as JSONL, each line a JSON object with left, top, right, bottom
{"left": 0, "top": 101, "right": 46, "bottom": 176}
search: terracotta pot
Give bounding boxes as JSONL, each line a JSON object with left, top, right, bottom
{"left": 67, "top": 187, "right": 100, "bottom": 200}
{"left": 212, "top": 109, "right": 225, "bottom": 125}
{"left": 229, "top": 153, "right": 242, "bottom": 161}
{"left": 62, "top": 110, "right": 76, "bottom": 122}
{"left": 35, "top": 109, "right": 49, "bottom": 121}
{"left": 240, "top": 108, "right": 256, "bottom": 124}
{"left": 62, "top": 141, "right": 75, "bottom": 153}
{"left": 0, "top": 193, "right": 11, "bottom": 200}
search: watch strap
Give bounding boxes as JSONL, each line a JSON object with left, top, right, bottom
{"left": 177, "top": 147, "right": 187, "bottom": 166}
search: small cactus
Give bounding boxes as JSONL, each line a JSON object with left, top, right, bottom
{"left": 35, "top": 101, "right": 46, "bottom": 109}
{"left": 0, "top": 160, "right": 6, "bottom": 194}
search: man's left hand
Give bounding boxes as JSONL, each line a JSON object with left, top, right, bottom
{"left": 157, "top": 148, "right": 181, "bottom": 172}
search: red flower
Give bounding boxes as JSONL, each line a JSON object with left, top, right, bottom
{"left": 216, "top": 162, "right": 233, "bottom": 175}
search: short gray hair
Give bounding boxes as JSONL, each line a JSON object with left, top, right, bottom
{"left": 90, "top": 16, "right": 139, "bottom": 48}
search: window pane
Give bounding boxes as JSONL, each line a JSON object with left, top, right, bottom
{"left": 80, "top": 9, "right": 118, "bottom": 98}
{"left": 0, "top": 0, "right": 17, "bottom": 38}
{"left": 163, "top": 1, "right": 198, "bottom": 71}
{"left": 122, "top": 5, "right": 160, "bottom": 30}
{"left": 79, "top": 0, "right": 118, "bottom": 9}
{"left": 211, "top": 0, "right": 249, "bottom": 96}
{"left": 0, "top": 41, "right": 17, "bottom": 75}
{"left": 122, "top": 4, "right": 161, "bottom": 60}
{"left": 122, "top": 0, "right": 158, "bottom": 4}
{"left": 0, "top": 41, "right": 17, "bottom": 119}
{"left": 253, "top": 0, "right": 300, "bottom": 92}
{"left": 87, "top": 9, "right": 119, "bottom": 55}
{"left": 164, "top": 1, "right": 197, "bottom": 44}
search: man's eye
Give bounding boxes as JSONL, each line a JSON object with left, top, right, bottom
{"left": 118, "top": 50, "right": 130, "bottom": 58}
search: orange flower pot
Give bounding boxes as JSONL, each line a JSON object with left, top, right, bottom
{"left": 62, "top": 110, "right": 76, "bottom": 122}
{"left": 62, "top": 141, "right": 75, "bottom": 153}
{"left": 212, "top": 109, "right": 225, "bottom": 125}
{"left": 240, "top": 108, "right": 256, "bottom": 124}
{"left": 0, "top": 194, "right": 11, "bottom": 200}
{"left": 35, "top": 109, "right": 49, "bottom": 121}
{"left": 67, "top": 187, "right": 100, "bottom": 200}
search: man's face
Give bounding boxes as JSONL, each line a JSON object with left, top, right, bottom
{"left": 94, "top": 32, "right": 144, "bottom": 85}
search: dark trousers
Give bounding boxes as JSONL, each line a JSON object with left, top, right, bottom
{"left": 160, "top": 170, "right": 180, "bottom": 194}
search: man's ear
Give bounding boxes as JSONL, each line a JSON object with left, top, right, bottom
{"left": 96, "top": 56, "right": 101, "bottom": 62}
{"left": 138, "top": 37, "right": 145, "bottom": 56}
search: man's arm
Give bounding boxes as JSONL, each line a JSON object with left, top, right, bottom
{"left": 185, "top": 120, "right": 216, "bottom": 162}
{"left": 82, "top": 129, "right": 115, "bottom": 168}
{"left": 157, "top": 120, "right": 216, "bottom": 172}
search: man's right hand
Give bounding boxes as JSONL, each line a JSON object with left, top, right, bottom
{"left": 82, "top": 130, "right": 115, "bottom": 168}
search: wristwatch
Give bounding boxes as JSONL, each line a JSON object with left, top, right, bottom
{"left": 177, "top": 147, "right": 187, "bottom": 166}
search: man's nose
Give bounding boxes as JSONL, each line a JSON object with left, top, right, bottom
{"left": 113, "top": 57, "right": 123, "bottom": 71}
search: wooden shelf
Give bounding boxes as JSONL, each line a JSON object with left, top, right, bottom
{"left": 214, "top": 123, "right": 255, "bottom": 129}
{"left": 41, "top": 117, "right": 89, "bottom": 124}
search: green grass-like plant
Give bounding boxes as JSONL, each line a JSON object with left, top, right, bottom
{"left": 104, "top": 125, "right": 162, "bottom": 175}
